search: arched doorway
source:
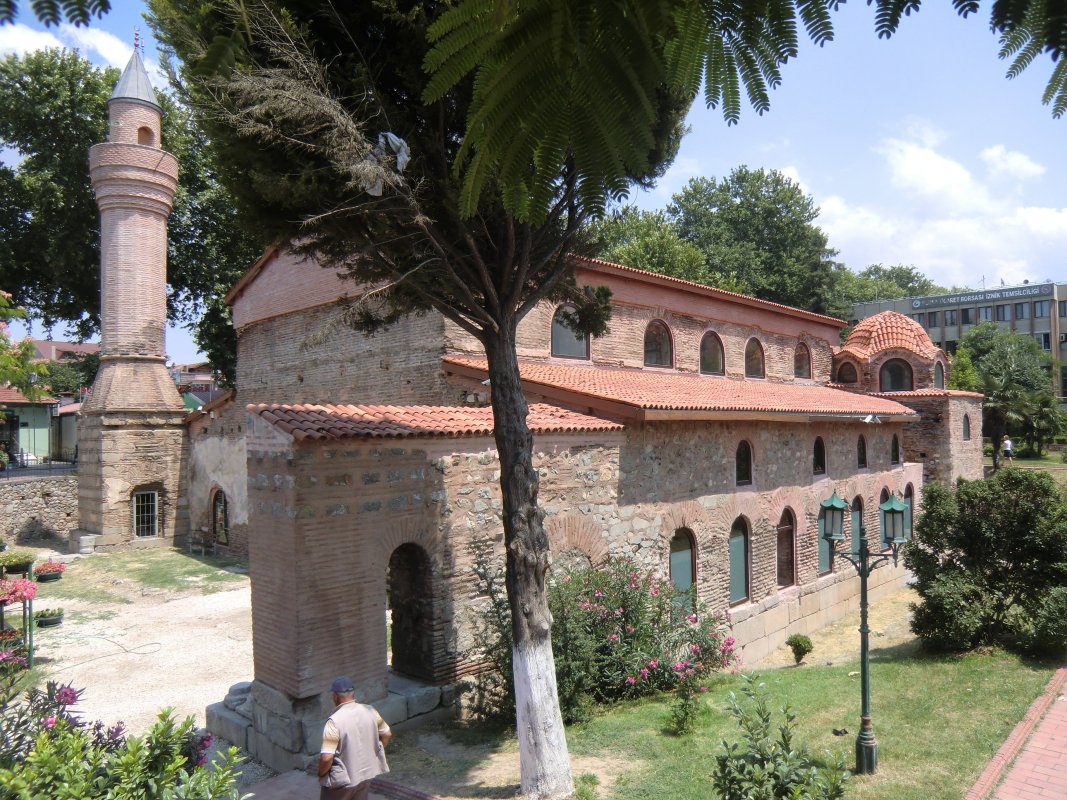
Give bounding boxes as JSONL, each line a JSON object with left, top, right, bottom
{"left": 387, "top": 543, "right": 434, "bottom": 680}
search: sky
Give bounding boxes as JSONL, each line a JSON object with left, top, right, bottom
{"left": 2, "top": 3, "right": 1066, "bottom": 361}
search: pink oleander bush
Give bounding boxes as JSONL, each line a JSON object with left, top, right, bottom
{"left": 467, "top": 544, "right": 736, "bottom": 725}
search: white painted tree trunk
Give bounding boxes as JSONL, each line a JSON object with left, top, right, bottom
{"left": 513, "top": 638, "right": 574, "bottom": 799}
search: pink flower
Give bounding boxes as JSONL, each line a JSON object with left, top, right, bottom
{"left": 647, "top": 658, "right": 659, "bottom": 669}
{"left": 690, "top": 644, "right": 701, "bottom": 655}
{"left": 43, "top": 716, "right": 56, "bottom": 729}
{"left": 698, "top": 686, "right": 708, "bottom": 693}
{"left": 639, "top": 668, "right": 649, "bottom": 679}
{"left": 626, "top": 676, "right": 636, "bottom": 685}
{"left": 723, "top": 636, "right": 735, "bottom": 649}
{"left": 625, "top": 625, "right": 634, "bottom": 634}
{"left": 594, "top": 590, "right": 603, "bottom": 598}
{"left": 609, "top": 633, "right": 619, "bottom": 642}
{"left": 55, "top": 686, "right": 78, "bottom": 706}
{"left": 687, "top": 613, "right": 698, "bottom": 624}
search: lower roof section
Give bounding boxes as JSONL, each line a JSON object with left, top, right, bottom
{"left": 247, "top": 402, "right": 624, "bottom": 442}
{"left": 443, "top": 357, "right": 917, "bottom": 422}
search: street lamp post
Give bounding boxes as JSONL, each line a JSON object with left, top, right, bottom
{"left": 820, "top": 490, "right": 907, "bottom": 775}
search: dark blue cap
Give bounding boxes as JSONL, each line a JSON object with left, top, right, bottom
{"left": 330, "top": 676, "right": 355, "bottom": 693}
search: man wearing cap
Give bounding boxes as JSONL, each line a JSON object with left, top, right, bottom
{"left": 317, "top": 676, "right": 391, "bottom": 800}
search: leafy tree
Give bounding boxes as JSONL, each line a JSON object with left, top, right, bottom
{"left": 0, "top": 0, "right": 109, "bottom": 26}
{"left": 955, "top": 322, "right": 1055, "bottom": 467}
{"left": 0, "top": 49, "right": 263, "bottom": 376}
{"left": 42, "top": 360, "right": 84, "bottom": 394}
{"left": 666, "top": 168, "right": 840, "bottom": 313}
{"left": 837, "top": 263, "right": 952, "bottom": 306}
{"left": 0, "top": 292, "right": 39, "bottom": 398}
{"left": 947, "top": 347, "right": 980, "bottom": 392}
{"left": 907, "top": 470, "right": 1067, "bottom": 655}
{"left": 588, "top": 205, "right": 708, "bottom": 284}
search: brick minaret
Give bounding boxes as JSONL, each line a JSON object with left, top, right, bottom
{"left": 74, "top": 49, "right": 188, "bottom": 551}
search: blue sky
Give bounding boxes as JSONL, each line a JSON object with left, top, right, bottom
{"left": 3, "top": 3, "right": 1065, "bottom": 361}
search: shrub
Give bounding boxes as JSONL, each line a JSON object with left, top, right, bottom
{"left": 467, "top": 546, "right": 736, "bottom": 724}
{"left": 1022, "top": 587, "right": 1067, "bottom": 658}
{"left": 906, "top": 471, "right": 1067, "bottom": 654}
{"left": 785, "top": 634, "right": 813, "bottom": 664}
{"left": 712, "top": 675, "right": 849, "bottom": 800}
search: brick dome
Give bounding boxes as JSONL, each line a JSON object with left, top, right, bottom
{"left": 840, "top": 311, "right": 941, "bottom": 361}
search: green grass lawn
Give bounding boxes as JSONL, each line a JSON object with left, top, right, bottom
{"left": 36, "top": 549, "right": 248, "bottom": 605}
{"left": 389, "top": 649, "right": 1054, "bottom": 800}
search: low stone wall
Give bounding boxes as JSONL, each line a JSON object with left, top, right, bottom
{"left": 0, "top": 475, "right": 78, "bottom": 544}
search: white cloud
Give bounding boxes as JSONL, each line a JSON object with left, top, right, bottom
{"left": 778, "top": 165, "right": 808, "bottom": 194}
{"left": 0, "top": 23, "right": 62, "bottom": 56}
{"left": 980, "top": 144, "right": 1046, "bottom": 181}
{"left": 876, "top": 137, "right": 994, "bottom": 215}
{"left": 58, "top": 23, "right": 130, "bottom": 68}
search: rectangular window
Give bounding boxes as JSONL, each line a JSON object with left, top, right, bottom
{"left": 1035, "top": 300, "right": 1051, "bottom": 318}
{"left": 1059, "top": 300, "right": 1067, "bottom": 317}
{"left": 944, "top": 309, "right": 957, "bottom": 326}
{"left": 1035, "top": 332, "right": 1051, "bottom": 351}
{"left": 1015, "top": 302, "right": 1031, "bottom": 320}
{"left": 817, "top": 514, "right": 832, "bottom": 576}
{"left": 961, "top": 308, "right": 974, "bottom": 325}
{"left": 995, "top": 304, "right": 1010, "bottom": 321}
{"left": 945, "top": 340, "right": 958, "bottom": 355}
{"left": 132, "top": 491, "right": 159, "bottom": 537}
{"left": 926, "top": 311, "right": 939, "bottom": 328}
{"left": 910, "top": 313, "right": 924, "bottom": 324}
{"left": 978, "top": 306, "right": 993, "bottom": 321}
{"left": 1061, "top": 366, "right": 1067, "bottom": 397}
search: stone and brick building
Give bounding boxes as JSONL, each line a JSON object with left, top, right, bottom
{"left": 197, "top": 248, "right": 983, "bottom": 771}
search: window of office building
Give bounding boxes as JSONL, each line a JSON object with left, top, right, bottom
{"left": 1061, "top": 367, "right": 1067, "bottom": 397}
{"left": 1035, "top": 300, "right": 1051, "bottom": 318}
{"left": 927, "top": 311, "right": 939, "bottom": 327}
{"left": 1035, "top": 332, "right": 1051, "bottom": 351}
{"left": 961, "top": 308, "right": 974, "bottom": 325}
{"left": 1059, "top": 300, "right": 1067, "bottom": 317}
{"left": 1016, "top": 302, "right": 1031, "bottom": 320}
{"left": 910, "top": 313, "right": 924, "bottom": 324}
{"left": 944, "top": 309, "right": 957, "bottom": 326}
{"left": 979, "top": 306, "right": 993, "bottom": 321}
{"left": 995, "top": 304, "right": 1010, "bottom": 321}
{"left": 945, "top": 340, "right": 958, "bottom": 355}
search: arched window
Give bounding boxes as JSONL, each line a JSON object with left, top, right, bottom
{"left": 934, "top": 361, "right": 945, "bottom": 389}
{"left": 551, "top": 305, "right": 589, "bottom": 359}
{"left": 879, "top": 359, "right": 914, "bottom": 392}
{"left": 644, "top": 320, "right": 673, "bottom": 367}
{"left": 817, "top": 507, "right": 833, "bottom": 575}
{"left": 776, "top": 509, "right": 795, "bottom": 588}
{"left": 813, "top": 437, "right": 826, "bottom": 475}
{"left": 891, "top": 434, "right": 900, "bottom": 465}
{"left": 700, "top": 332, "right": 725, "bottom": 375}
{"left": 212, "top": 490, "right": 229, "bottom": 546}
{"left": 879, "top": 487, "right": 891, "bottom": 548}
{"left": 851, "top": 496, "right": 864, "bottom": 556}
{"left": 857, "top": 435, "right": 868, "bottom": 469}
{"left": 137, "top": 126, "right": 155, "bottom": 146}
{"left": 729, "top": 517, "right": 750, "bottom": 605}
{"left": 736, "top": 440, "right": 753, "bottom": 486}
{"left": 794, "top": 343, "right": 811, "bottom": 379}
{"left": 963, "top": 414, "right": 971, "bottom": 441}
{"left": 669, "top": 528, "right": 696, "bottom": 595}
{"left": 745, "top": 338, "right": 765, "bottom": 378}
{"left": 904, "top": 484, "right": 914, "bottom": 541}
{"left": 837, "top": 362, "right": 858, "bottom": 384}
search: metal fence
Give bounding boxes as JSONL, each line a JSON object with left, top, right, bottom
{"left": 0, "top": 450, "right": 78, "bottom": 479}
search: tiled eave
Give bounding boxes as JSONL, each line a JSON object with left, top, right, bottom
{"left": 442, "top": 357, "right": 917, "bottom": 423}
{"left": 247, "top": 402, "right": 624, "bottom": 442}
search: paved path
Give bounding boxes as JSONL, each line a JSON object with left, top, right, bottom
{"left": 966, "top": 666, "right": 1067, "bottom": 800}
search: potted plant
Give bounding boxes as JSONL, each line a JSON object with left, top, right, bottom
{"left": 33, "top": 608, "right": 63, "bottom": 628}
{"left": 33, "top": 561, "right": 66, "bottom": 582}
{"left": 0, "top": 550, "right": 34, "bottom": 576}
{"left": 0, "top": 628, "right": 22, "bottom": 647}
{"left": 0, "top": 577, "right": 37, "bottom": 605}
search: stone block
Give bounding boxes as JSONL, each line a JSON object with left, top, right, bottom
{"left": 406, "top": 686, "right": 442, "bottom": 718}
{"left": 224, "top": 681, "right": 253, "bottom": 712}
{"left": 249, "top": 727, "right": 305, "bottom": 773}
{"left": 799, "top": 591, "right": 820, "bottom": 618}
{"left": 206, "top": 702, "right": 250, "bottom": 751}
{"left": 301, "top": 719, "right": 327, "bottom": 755}
{"left": 251, "top": 679, "right": 301, "bottom": 717}
{"left": 763, "top": 602, "right": 789, "bottom": 637}
{"left": 252, "top": 703, "right": 304, "bottom": 752}
{"left": 374, "top": 693, "right": 409, "bottom": 726}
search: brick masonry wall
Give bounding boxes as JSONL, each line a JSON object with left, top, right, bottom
{"left": 0, "top": 476, "right": 78, "bottom": 542}
{"left": 187, "top": 402, "right": 250, "bottom": 556}
{"left": 897, "top": 394, "right": 985, "bottom": 484}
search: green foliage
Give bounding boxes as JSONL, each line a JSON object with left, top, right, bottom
{"left": 906, "top": 471, "right": 1067, "bottom": 654}
{"left": 1023, "top": 586, "right": 1067, "bottom": 657}
{"left": 785, "top": 633, "right": 814, "bottom": 664}
{"left": 0, "top": 49, "right": 262, "bottom": 372}
{"left": 712, "top": 675, "right": 849, "bottom": 800}
{"left": 43, "top": 361, "right": 84, "bottom": 395}
{"left": 0, "top": 550, "right": 33, "bottom": 568}
{"left": 836, "top": 263, "right": 950, "bottom": 307}
{"left": 0, "top": 0, "right": 110, "bottom": 26}
{"left": 948, "top": 347, "right": 980, "bottom": 392}
{"left": 666, "top": 169, "right": 840, "bottom": 314}
{"left": 588, "top": 206, "right": 707, "bottom": 283}
{"left": 0, "top": 293, "right": 38, "bottom": 398}
{"left": 468, "top": 550, "right": 736, "bottom": 724}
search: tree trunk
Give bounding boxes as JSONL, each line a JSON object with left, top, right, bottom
{"left": 484, "top": 324, "right": 574, "bottom": 800}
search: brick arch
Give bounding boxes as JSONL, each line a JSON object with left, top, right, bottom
{"left": 376, "top": 517, "right": 446, "bottom": 574}
{"left": 709, "top": 493, "right": 763, "bottom": 539}
{"left": 662, "top": 501, "right": 709, "bottom": 538}
{"left": 544, "top": 513, "right": 610, "bottom": 565}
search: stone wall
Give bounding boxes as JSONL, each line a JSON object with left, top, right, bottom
{"left": 187, "top": 402, "right": 250, "bottom": 555}
{"left": 0, "top": 476, "right": 78, "bottom": 543}
{"left": 897, "top": 394, "right": 984, "bottom": 484}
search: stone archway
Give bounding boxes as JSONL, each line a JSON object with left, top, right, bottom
{"left": 387, "top": 543, "right": 434, "bottom": 680}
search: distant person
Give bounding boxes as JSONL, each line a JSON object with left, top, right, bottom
{"left": 1003, "top": 436, "right": 1014, "bottom": 465}
{"left": 318, "top": 676, "right": 391, "bottom": 800}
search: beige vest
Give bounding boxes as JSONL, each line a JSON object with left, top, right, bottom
{"left": 323, "top": 702, "right": 389, "bottom": 788}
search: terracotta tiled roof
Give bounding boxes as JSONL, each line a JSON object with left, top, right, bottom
{"left": 840, "top": 311, "right": 941, "bottom": 361}
{"left": 0, "top": 387, "right": 54, "bottom": 405}
{"left": 572, "top": 255, "right": 845, "bottom": 327}
{"left": 872, "top": 388, "right": 984, "bottom": 399}
{"left": 247, "top": 402, "right": 624, "bottom": 442}
{"left": 442, "top": 357, "right": 916, "bottom": 420}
